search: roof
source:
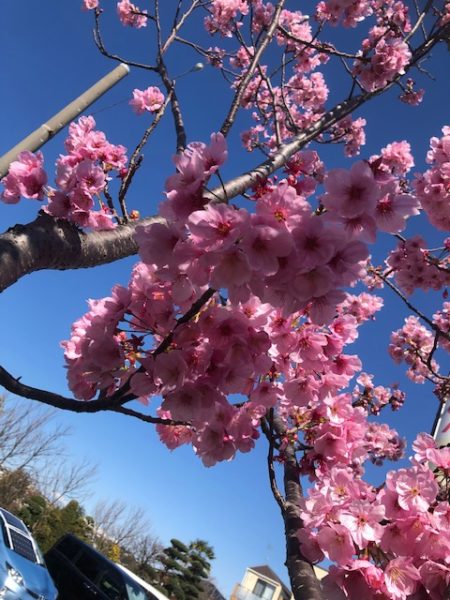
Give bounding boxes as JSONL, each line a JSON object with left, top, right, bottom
{"left": 249, "top": 565, "right": 291, "bottom": 596}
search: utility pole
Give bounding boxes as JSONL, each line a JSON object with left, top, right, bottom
{"left": 0, "top": 63, "right": 130, "bottom": 178}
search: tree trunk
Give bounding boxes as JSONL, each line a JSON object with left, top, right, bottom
{"left": 283, "top": 443, "right": 324, "bottom": 600}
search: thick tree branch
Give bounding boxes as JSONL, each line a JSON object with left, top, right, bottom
{"left": 0, "top": 213, "right": 161, "bottom": 293}
{"left": 0, "top": 364, "right": 185, "bottom": 427}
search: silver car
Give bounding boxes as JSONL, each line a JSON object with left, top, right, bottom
{"left": 0, "top": 508, "right": 57, "bottom": 600}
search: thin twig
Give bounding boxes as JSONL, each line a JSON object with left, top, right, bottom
{"left": 118, "top": 91, "right": 173, "bottom": 219}
{"left": 113, "top": 405, "right": 188, "bottom": 426}
{"left": 374, "top": 271, "right": 450, "bottom": 342}
{"left": 220, "top": 0, "right": 287, "bottom": 137}
{"left": 93, "top": 10, "right": 158, "bottom": 71}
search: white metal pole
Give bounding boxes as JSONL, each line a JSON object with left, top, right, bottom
{"left": 0, "top": 63, "right": 130, "bottom": 178}
{"left": 432, "top": 396, "right": 450, "bottom": 447}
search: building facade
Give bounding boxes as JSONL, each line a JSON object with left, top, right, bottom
{"left": 230, "top": 564, "right": 327, "bottom": 600}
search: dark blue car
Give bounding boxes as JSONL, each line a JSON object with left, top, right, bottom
{"left": 0, "top": 507, "right": 57, "bottom": 600}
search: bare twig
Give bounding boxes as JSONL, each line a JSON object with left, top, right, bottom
{"left": 374, "top": 271, "right": 450, "bottom": 342}
{"left": 93, "top": 10, "right": 158, "bottom": 71}
{"left": 118, "top": 92, "right": 173, "bottom": 219}
{"left": 220, "top": 0, "right": 287, "bottom": 137}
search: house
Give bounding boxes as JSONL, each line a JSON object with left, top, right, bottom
{"left": 230, "top": 564, "right": 328, "bottom": 600}
{"left": 199, "top": 579, "right": 227, "bottom": 600}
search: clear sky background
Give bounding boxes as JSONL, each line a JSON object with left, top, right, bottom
{"left": 1, "top": 1, "right": 449, "bottom": 596}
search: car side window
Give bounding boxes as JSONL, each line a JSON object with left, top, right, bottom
{"left": 98, "top": 572, "right": 125, "bottom": 600}
{"left": 0, "top": 521, "right": 10, "bottom": 548}
{"left": 75, "top": 549, "right": 103, "bottom": 582}
{"left": 57, "top": 536, "right": 81, "bottom": 561}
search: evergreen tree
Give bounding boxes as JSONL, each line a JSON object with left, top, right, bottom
{"left": 158, "top": 539, "right": 214, "bottom": 600}
{"left": 17, "top": 496, "right": 91, "bottom": 552}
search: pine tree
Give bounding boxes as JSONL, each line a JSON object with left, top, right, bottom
{"left": 158, "top": 539, "right": 214, "bottom": 600}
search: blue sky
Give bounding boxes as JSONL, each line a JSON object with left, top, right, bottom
{"left": 1, "top": 1, "right": 449, "bottom": 596}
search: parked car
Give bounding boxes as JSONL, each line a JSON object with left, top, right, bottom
{"left": 45, "top": 534, "right": 169, "bottom": 600}
{"left": 0, "top": 506, "right": 58, "bottom": 600}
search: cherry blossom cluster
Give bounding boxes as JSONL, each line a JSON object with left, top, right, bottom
{"left": 389, "top": 304, "right": 450, "bottom": 394}
{"left": 0, "top": 116, "right": 128, "bottom": 229}
{"left": 353, "top": 33, "right": 411, "bottom": 92}
{"left": 337, "top": 292, "right": 384, "bottom": 324}
{"left": 415, "top": 125, "right": 450, "bottom": 231}
{"left": 203, "top": 6, "right": 332, "bottom": 153}
{"left": 204, "top": 0, "right": 249, "bottom": 37}
{"left": 156, "top": 132, "right": 228, "bottom": 221}
{"left": 315, "top": 0, "right": 373, "bottom": 27}
{"left": 117, "top": 0, "right": 148, "bottom": 28}
{"left": 389, "top": 315, "right": 440, "bottom": 384}
{"left": 129, "top": 87, "right": 165, "bottom": 115}
{"left": 399, "top": 78, "right": 425, "bottom": 106}
{"left": 42, "top": 116, "right": 128, "bottom": 230}
{"left": 322, "top": 154, "right": 419, "bottom": 243}
{"left": 328, "top": 116, "right": 367, "bottom": 157}
{"left": 351, "top": 0, "right": 412, "bottom": 93}
{"left": 141, "top": 177, "right": 372, "bottom": 324}
{"left": 64, "top": 259, "right": 398, "bottom": 468}
{"left": 433, "top": 302, "right": 450, "bottom": 353}
{"left": 386, "top": 236, "right": 450, "bottom": 295}
{"left": 82, "top": 0, "right": 148, "bottom": 27}
{"left": 1, "top": 151, "right": 47, "bottom": 204}
{"left": 352, "top": 372, "right": 405, "bottom": 415}
{"left": 62, "top": 130, "right": 425, "bottom": 474}
{"left": 298, "top": 432, "right": 450, "bottom": 600}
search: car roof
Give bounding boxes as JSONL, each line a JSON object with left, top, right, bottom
{"left": 116, "top": 563, "right": 170, "bottom": 600}
{"left": 54, "top": 533, "right": 118, "bottom": 565}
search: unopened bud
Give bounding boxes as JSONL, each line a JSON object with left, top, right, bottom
{"left": 193, "top": 62, "right": 204, "bottom": 71}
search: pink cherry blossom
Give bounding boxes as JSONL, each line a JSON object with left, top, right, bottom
{"left": 339, "top": 501, "right": 385, "bottom": 547}
{"left": 117, "top": 0, "right": 148, "bottom": 28}
{"left": 82, "top": 0, "right": 98, "bottom": 9}
{"left": 130, "top": 87, "right": 165, "bottom": 114}
{"left": 323, "top": 161, "right": 380, "bottom": 219}
{"left": 384, "top": 557, "right": 421, "bottom": 600}
{"left": 1, "top": 151, "right": 47, "bottom": 204}
{"left": 317, "top": 523, "right": 355, "bottom": 565}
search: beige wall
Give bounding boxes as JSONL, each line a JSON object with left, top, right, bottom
{"left": 239, "top": 568, "right": 284, "bottom": 600}
{"left": 230, "top": 566, "right": 328, "bottom": 600}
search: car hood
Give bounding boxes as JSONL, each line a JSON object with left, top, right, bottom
{"left": 5, "top": 548, "right": 57, "bottom": 598}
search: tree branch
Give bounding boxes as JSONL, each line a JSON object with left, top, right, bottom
{"left": 93, "top": 10, "right": 158, "bottom": 71}
{"left": 0, "top": 213, "right": 162, "bottom": 293}
{"left": 263, "top": 411, "right": 287, "bottom": 513}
